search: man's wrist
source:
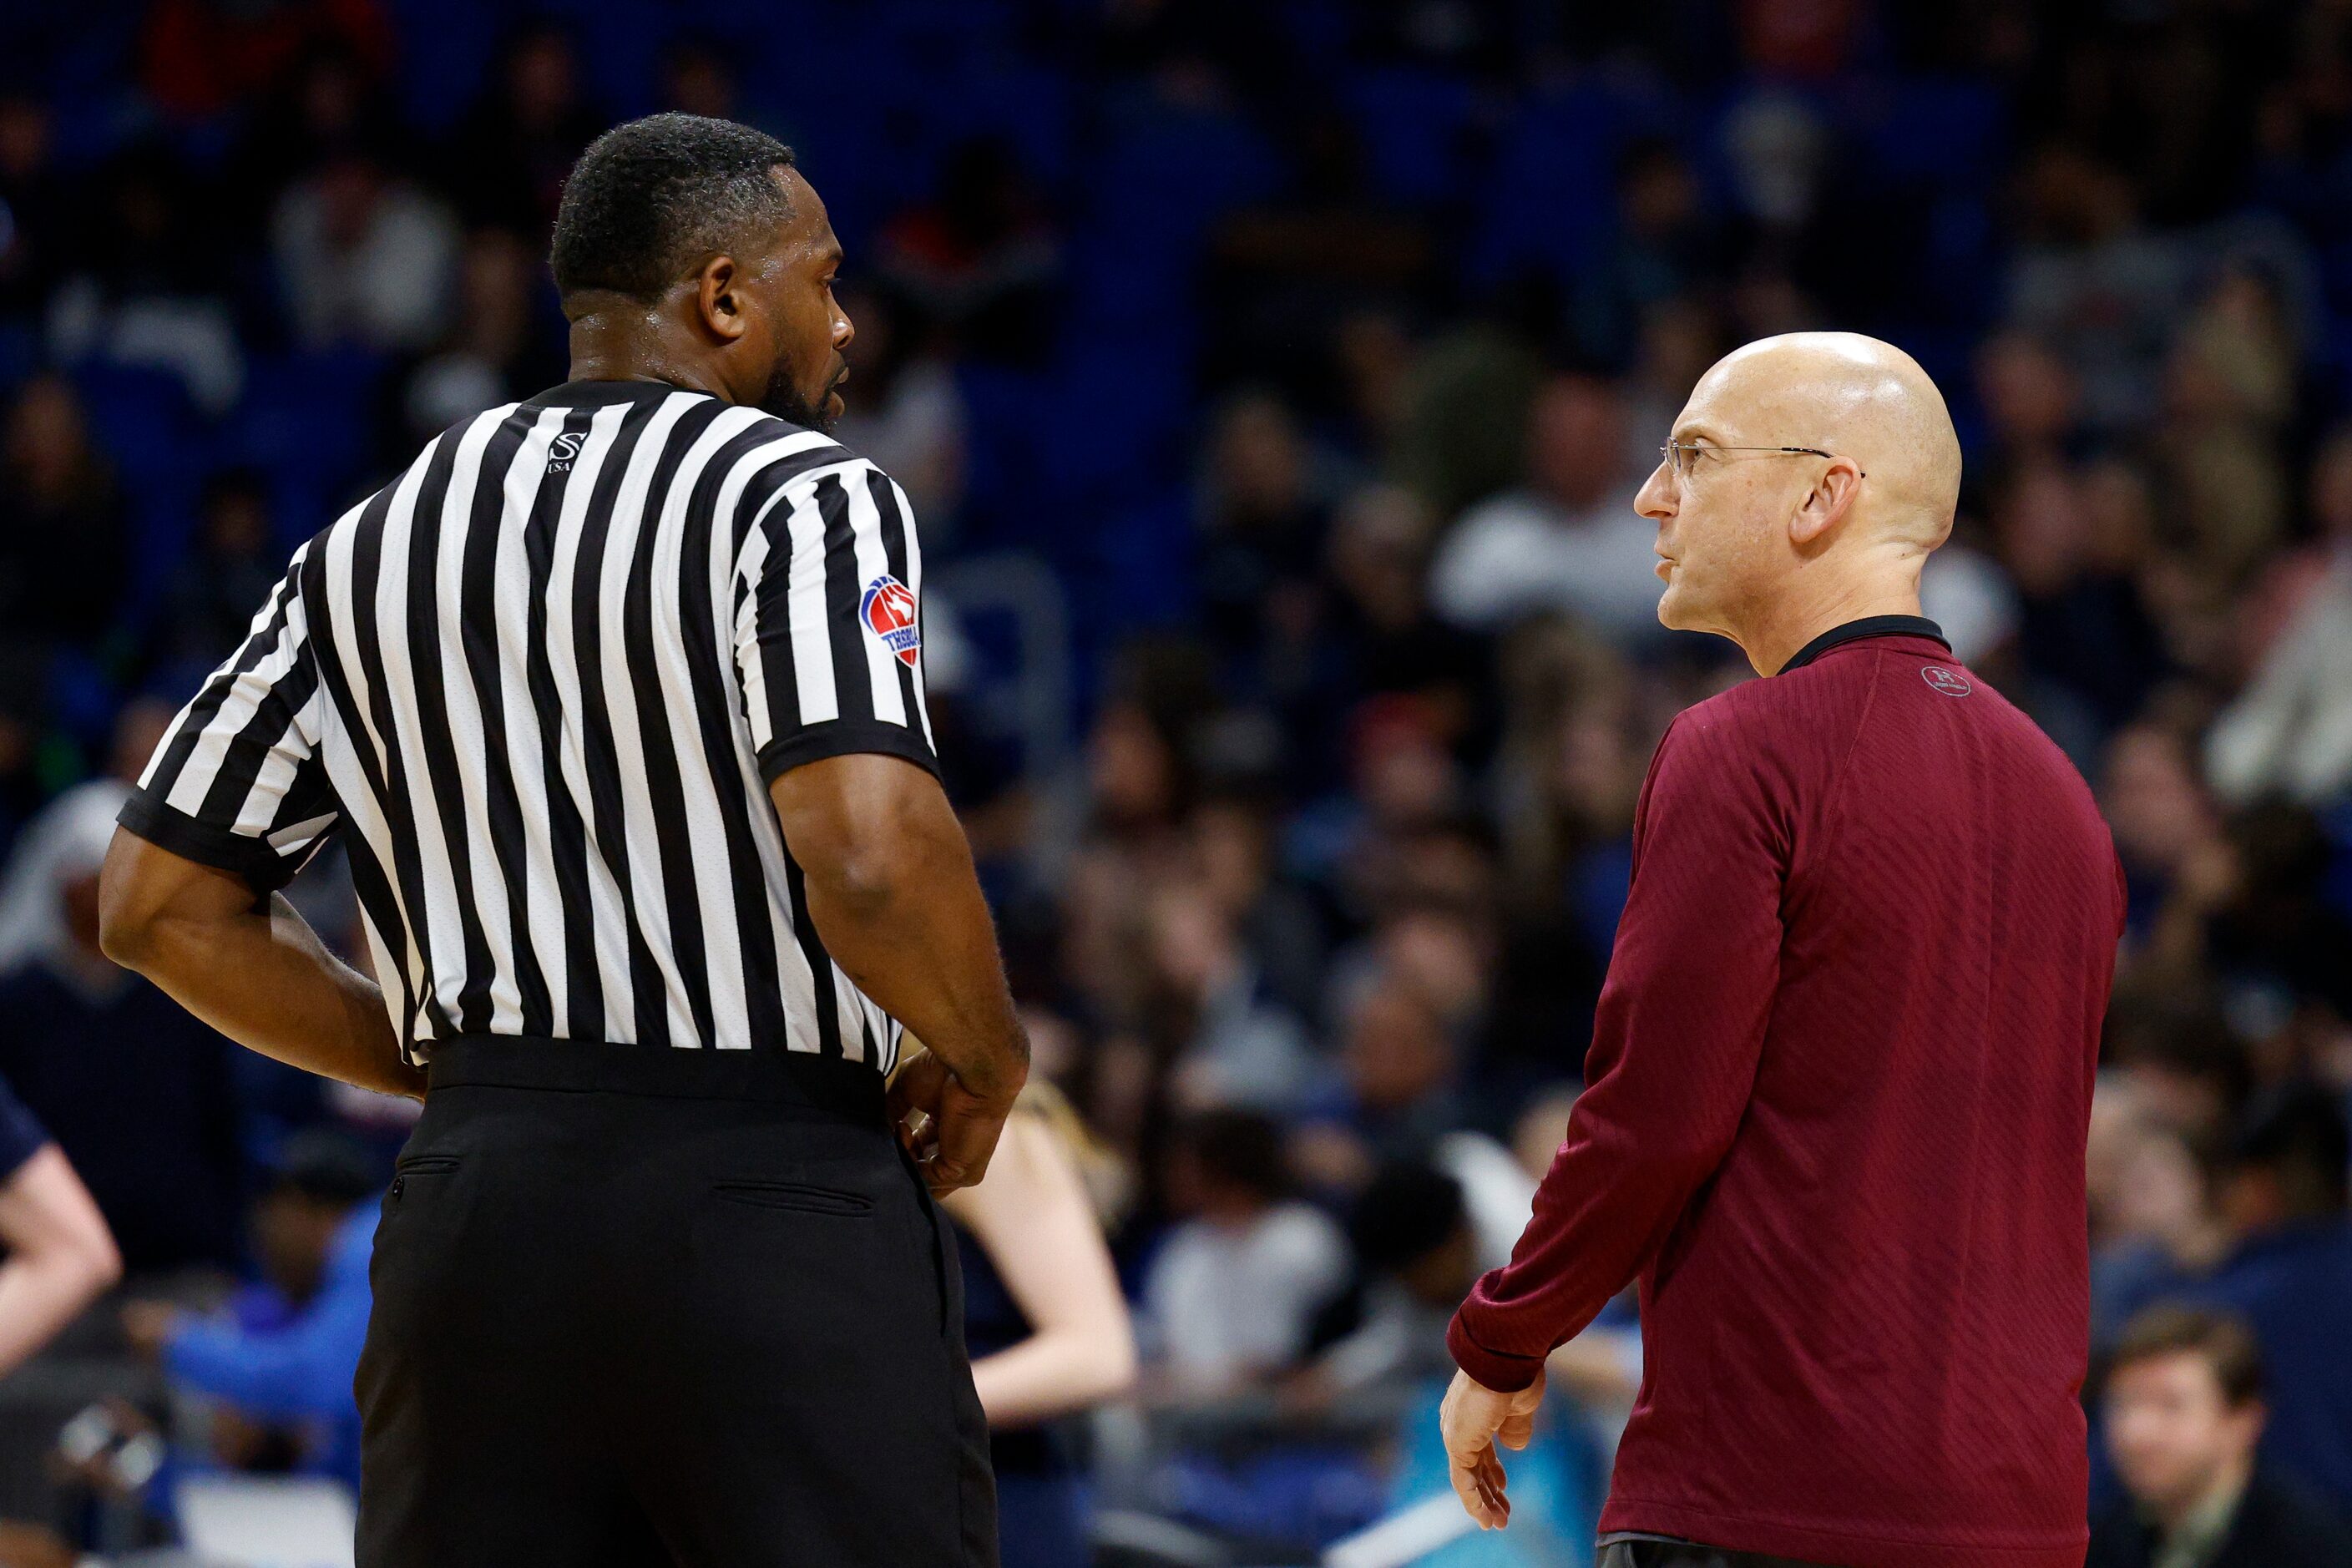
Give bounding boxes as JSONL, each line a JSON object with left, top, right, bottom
{"left": 1446, "top": 1311, "right": 1545, "bottom": 1394}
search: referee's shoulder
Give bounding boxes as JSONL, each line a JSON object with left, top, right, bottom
{"left": 742, "top": 411, "right": 884, "bottom": 478}
{"left": 726, "top": 413, "right": 912, "bottom": 520}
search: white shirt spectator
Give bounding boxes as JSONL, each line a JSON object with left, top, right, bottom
{"left": 2207, "top": 548, "right": 2352, "bottom": 807}
{"left": 1143, "top": 1201, "right": 1348, "bottom": 1386}
{"left": 273, "top": 163, "right": 458, "bottom": 355}
{"left": 1430, "top": 483, "right": 1660, "bottom": 641}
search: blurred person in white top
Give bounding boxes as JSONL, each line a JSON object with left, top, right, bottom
{"left": 1430, "top": 375, "right": 1663, "bottom": 645}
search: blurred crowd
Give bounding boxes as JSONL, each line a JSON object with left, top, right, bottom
{"left": 2, "top": 0, "right": 2351, "bottom": 1563}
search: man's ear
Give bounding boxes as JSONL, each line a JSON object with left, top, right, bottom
{"left": 695, "top": 255, "right": 749, "bottom": 343}
{"left": 1788, "top": 457, "right": 1864, "bottom": 553}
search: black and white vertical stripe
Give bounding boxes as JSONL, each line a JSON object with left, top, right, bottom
{"left": 119, "top": 382, "right": 937, "bottom": 1070}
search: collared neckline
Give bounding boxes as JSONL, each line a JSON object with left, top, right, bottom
{"left": 529, "top": 378, "right": 717, "bottom": 407}
{"left": 1777, "top": 614, "right": 1950, "bottom": 675}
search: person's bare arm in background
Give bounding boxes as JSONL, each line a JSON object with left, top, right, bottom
{"left": 943, "top": 1114, "right": 1135, "bottom": 1424}
{"left": 770, "top": 752, "right": 1029, "bottom": 1195}
{"left": 96, "top": 832, "right": 425, "bottom": 1100}
{"left": 0, "top": 1146, "right": 121, "bottom": 1378}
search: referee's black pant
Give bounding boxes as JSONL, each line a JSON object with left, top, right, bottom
{"left": 354, "top": 1036, "right": 997, "bottom": 1568}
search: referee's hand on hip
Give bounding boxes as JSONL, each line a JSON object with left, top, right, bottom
{"left": 888, "top": 1045, "right": 1018, "bottom": 1197}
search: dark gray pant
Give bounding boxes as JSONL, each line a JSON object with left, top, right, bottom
{"left": 1597, "top": 1540, "right": 1836, "bottom": 1568}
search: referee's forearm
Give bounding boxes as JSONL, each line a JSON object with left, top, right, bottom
{"left": 101, "top": 834, "right": 422, "bottom": 1100}
{"left": 811, "top": 868, "right": 1029, "bottom": 1100}
{"left": 122, "top": 898, "right": 420, "bottom": 1100}
{"left": 770, "top": 756, "right": 1029, "bottom": 1100}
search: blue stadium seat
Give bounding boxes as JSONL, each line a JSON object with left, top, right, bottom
{"left": 223, "top": 351, "right": 389, "bottom": 553}
{"left": 1343, "top": 68, "right": 1483, "bottom": 210}
{"left": 69, "top": 362, "right": 204, "bottom": 606}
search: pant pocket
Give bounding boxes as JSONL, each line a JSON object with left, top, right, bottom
{"left": 710, "top": 1180, "right": 874, "bottom": 1216}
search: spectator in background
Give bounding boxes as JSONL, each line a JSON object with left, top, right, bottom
{"left": 1196, "top": 389, "right": 1343, "bottom": 678}
{"left": 2198, "top": 802, "right": 2352, "bottom": 1028}
{"left": 0, "top": 373, "right": 129, "bottom": 656}
{"left": 657, "top": 33, "right": 742, "bottom": 124}
{"left": 2092, "top": 1305, "right": 2352, "bottom": 1567}
{"left": 1142, "top": 1109, "right": 1349, "bottom": 1395}
{"left": 271, "top": 144, "right": 458, "bottom": 354}
{"left": 1429, "top": 374, "right": 1660, "bottom": 645}
{"left": 137, "top": 0, "right": 393, "bottom": 124}
{"left": 1572, "top": 141, "right": 1722, "bottom": 371}
{"left": 1146, "top": 878, "right": 1318, "bottom": 1114}
{"left": 942, "top": 1083, "right": 1136, "bottom": 1568}
{"left": 1189, "top": 793, "right": 1326, "bottom": 1025}
{"left": 0, "top": 1070, "right": 119, "bottom": 1377}
{"left": 217, "top": 43, "right": 405, "bottom": 235}
{"left": 2183, "top": 1085, "right": 2352, "bottom": 1510}
{"left": 1994, "top": 458, "right": 2167, "bottom": 761}
{"left": 0, "top": 95, "right": 68, "bottom": 321}
{"left": 0, "top": 783, "right": 242, "bottom": 1275}
{"left": 151, "top": 468, "right": 281, "bottom": 670}
{"left": 831, "top": 284, "right": 968, "bottom": 533}
{"left": 1292, "top": 968, "right": 1467, "bottom": 1196}
{"left": 2003, "top": 144, "right": 2189, "bottom": 435}
{"left": 439, "top": 23, "right": 601, "bottom": 237}
{"left": 1323, "top": 485, "right": 1488, "bottom": 734}
{"left": 2205, "top": 422, "right": 2352, "bottom": 807}
{"left": 1299, "top": 1163, "right": 1477, "bottom": 1414}
{"left": 2089, "top": 1095, "right": 2231, "bottom": 1348}
{"left": 1975, "top": 331, "right": 2087, "bottom": 483}
{"left": 2161, "top": 269, "right": 2296, "bottom": 583}
{"left": 397, "top": 225, "right": 563, "bottom": 441}
{"left": 44, "top": 141, "right": 244, "bottom": 415}
{"left": 122, "top": 1130, "right": 381, "bottom": 1490}
{"left": 2104, "top": 722, "right": 2232, "bottom": 956}
{"left": 876, "top": 135, "right": 1061, "bottom": 363}
{"left": 1393, "top": 324, "right": 1545, "bottom": 525}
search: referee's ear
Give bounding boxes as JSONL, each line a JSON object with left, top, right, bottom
{"left": 696, "top": 255, "right": 750, "bottom": 344}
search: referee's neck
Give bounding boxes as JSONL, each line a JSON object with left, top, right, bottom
{"left": 564, "top": 306, "right": 738, "bottom": 405}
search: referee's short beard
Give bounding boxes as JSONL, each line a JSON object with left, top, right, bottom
{"left": 761, "top": 362, "right": 845, "bottom": 433}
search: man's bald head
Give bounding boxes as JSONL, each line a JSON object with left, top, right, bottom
{"left": 1635, "top": 331, "right": 1965, "bottom": 673}
{"left": 1692, "top": 332, "right": 1961, "bottom": 550}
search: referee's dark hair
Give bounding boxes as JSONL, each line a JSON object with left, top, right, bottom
{"left": 550, "top": 112, "right": 797, "bottom": 303}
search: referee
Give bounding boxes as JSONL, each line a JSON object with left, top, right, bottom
{"left": 97, "top": 114, "right": 1027, "bottom": 1567}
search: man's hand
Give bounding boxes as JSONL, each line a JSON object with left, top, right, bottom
{"left": 1438, "top": 1365, "right": 1545, "bottom": 1530}
{"left": 888, "top": 1045, "right": 1016, "bottom": 1197}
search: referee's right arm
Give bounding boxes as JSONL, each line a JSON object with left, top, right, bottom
{"left": 736, "top": 461, "right": 1028, "bottom": 1193}
{"left": 772, "top": 751, "right": 1027, "bottom": 1192}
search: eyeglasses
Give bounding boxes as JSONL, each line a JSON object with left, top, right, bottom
{"left": 1658, "top": 441, "right": 1863, "bottom": 480}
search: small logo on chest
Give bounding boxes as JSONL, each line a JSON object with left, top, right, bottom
{"left": 546, "top": 432, "right": 586, "bottom": 473}
{"left": 1921, "top": 665, "right": 1973, "bottom": 697}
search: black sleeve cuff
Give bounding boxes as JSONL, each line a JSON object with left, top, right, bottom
{"left": 757, "top": 721, "right": 941, "bottom": 785}
{"left": 116, "top": 791, "right": 300, "bottom": 893}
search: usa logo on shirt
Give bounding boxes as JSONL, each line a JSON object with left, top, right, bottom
{"left": 861, "top": 575, "right": 921, "bottom": 668}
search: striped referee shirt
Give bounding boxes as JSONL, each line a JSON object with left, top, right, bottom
{"left": 119, "top": 380, "right": 936, "bottom": 1072}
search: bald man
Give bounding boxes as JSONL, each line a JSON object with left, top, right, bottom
{"left": 1439, "top": 335, "right": 2126, "bottom": 1568}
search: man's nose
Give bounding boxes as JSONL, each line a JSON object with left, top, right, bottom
{"left": 1635, "top": 464, "right": 1677, "bottom": 520}
{"left": 835, "top": 307, "right": 855, "bottom": 349}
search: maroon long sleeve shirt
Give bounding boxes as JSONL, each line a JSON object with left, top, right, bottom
{"left": 1449, "top": 619, "right": 2126, "bottom": 1568}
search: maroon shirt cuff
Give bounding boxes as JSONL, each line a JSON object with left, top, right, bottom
{"left": 1447, "top": 1309, "right": 1546, "bottom": 1393}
